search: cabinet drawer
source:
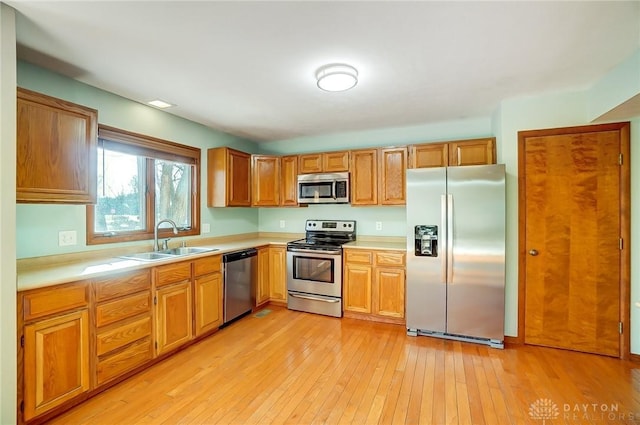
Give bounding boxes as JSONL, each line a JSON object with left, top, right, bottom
{"left": 155, "top": 261, "right": 191, "bottom": 286}
{"left": 97, "top": 316, "right": 152, "bottom": 356}
{"left": 193, "top": 255, "right": 221, "bottom": 277}
{"left": 94, "top": 269, "right": 151, "bottom": 302}
{"left": 344, "top": 250, "right": 373, "bottom": 265}
{"left": 97, "top": 337, "right": 153, "bottom": 386}
{"left": 96, "top": 292, "right": 151, "bottom": 327}
{"left": 23, "top": 282, "right": 88, "bottom": 321}
{"left": 375, "top": 251, "right": 406, "bottom": 267}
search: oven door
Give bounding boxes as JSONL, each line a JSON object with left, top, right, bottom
{"left": 286, "top": 248, "right": 342, "bottom": 298}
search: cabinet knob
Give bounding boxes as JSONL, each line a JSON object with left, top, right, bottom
{"left": 528, "top": 249, "right": 539, "bottom": 256}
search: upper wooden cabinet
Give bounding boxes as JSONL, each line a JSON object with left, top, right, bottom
{"left": 409, "top": 138, "right": 495, "bottom": 168}
{"left": 299, "top": 150, "right": 349, "bottom": 174}
{"left": 251, "top": 155, "right": 280, "bottom": 206}
{"left": 17, "top": 87, "right": 98, "bottom": 204}
{"left": 207, "top": 147, "right": 251, "bottom": 207}
{"left": 280, "top": 155, "right": 298, "bottom": 206}
{"left": 350, "top": 147, "right": 407, "bottom": 206}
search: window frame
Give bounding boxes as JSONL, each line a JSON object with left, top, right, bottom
{"left": 87, "top": 125, "right": 201, "bottom": 246}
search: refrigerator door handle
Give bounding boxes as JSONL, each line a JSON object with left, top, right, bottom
{"left": 447, "top": 194, "right": 454, "bottom": 284}
{"left": 441, "top": 194, "right": 447, "bottom": 284}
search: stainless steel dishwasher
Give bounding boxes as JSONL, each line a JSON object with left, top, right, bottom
{"left": 223, "top": 248, "right": 257, "bottom": 324}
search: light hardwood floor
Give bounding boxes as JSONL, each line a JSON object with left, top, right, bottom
{"left": 48, "top": 306, "right": 640, "bottom": 425}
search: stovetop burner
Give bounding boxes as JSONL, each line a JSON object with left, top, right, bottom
{"left": 287, "top": 219, "right": 356, "bottom": 251}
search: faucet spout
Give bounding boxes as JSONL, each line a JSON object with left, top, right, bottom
{"left": 154, "top": 219, "right": 179, "bottom": 251}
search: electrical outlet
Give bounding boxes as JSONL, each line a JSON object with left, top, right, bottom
{"left": 58, "top": 230, "right": 77, "bottom": 246}
{"left": 202, "top": 223, "right": 211, "bottom": 234}
{"left": 375, "top": 221, "right": 383, "bottom": 231}
{"left": 279, "top": 220, "right": 286, "bottom": 228}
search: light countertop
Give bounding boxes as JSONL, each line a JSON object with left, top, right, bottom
{"left": 343, "top": 240, "right": 406, "bottom": 251}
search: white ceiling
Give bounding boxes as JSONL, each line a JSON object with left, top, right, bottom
{"left": 7, "top": 1, "right": 640, "bottom": 143}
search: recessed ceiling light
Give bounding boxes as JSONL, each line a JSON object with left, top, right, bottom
{"left": 316, "top": 64, "right": 358, "bottom": 92}
{"left": 148, "top": 99, "right": 174, "bottom": 108}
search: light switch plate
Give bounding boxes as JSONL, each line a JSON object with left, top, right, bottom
{"left": 279, "top": 220, "right": 286, "bottom": 228}
{"left": 58, "top": 230, "right": 77, "bottom": 246}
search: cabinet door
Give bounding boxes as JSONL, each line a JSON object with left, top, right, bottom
{"left": 269, "top": 246, "right": 287, "bottom": 302}
{"left": 344, "top": 264, "right": 372, "bottom": 313}
{"left": 256, "top": 247, "right": 270, "bottom": 305}
{"left": 298, "top": 154, "right": 323, "bottom": 174}
{"left": 194, "top": 272, "right": 223, "bottom": 336}
{"left": 323, "top": 151, "right": 350, "bottom": 172}
{"left": 374, "top": 267, "right": 405, "bottom": 319}
{"left": 280, "top": 155, "right": 299, "bottom": 206}
{"left": 350, "top": 149, "right": 378, "bottom": 206}
{"left": 409, "top": 143, "right": 449, "bottom": 168}
{"left": 23, "top": 310, "right": 90, "bottom": 421}
{"left": 379, "top": 147, "right": 407, "bottom": 205}
{"left": 252, "top": 155, "right": 280, "bottom": 206}
{"left": 228, "top": 149, "right": 252, "bottom": 206}
{"left": 17, "top": 88, "right": 97, "bottom": 204}
{"left": 449, "top": 138, "right": 495, "bottom": 166}
{"left": 155, "top": 281, "right": 193, "bottom": 355}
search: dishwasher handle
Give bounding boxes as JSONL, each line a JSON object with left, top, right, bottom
{"left": 223, "top": 248, "right": 258, "bottom": 263}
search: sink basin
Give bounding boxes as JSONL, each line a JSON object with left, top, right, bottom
{"left": 158, "top": 247, "right": 219, "bottom": 256}
{"left": 119, "top": 247, "right": 218, "bottom": 262}
{"left": 119, "top": 252, "right": 175, "bottom": 262}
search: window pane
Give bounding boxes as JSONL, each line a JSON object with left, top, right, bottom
{"left": 95, "top": 148, "right": 146, "bottom": 233}
{"left": 155, "top": 159, "right": 192, "bottom": 228}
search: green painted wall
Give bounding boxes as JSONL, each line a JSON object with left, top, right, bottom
{"left": 16, "top": 61, "right": 261, "bottom": 258}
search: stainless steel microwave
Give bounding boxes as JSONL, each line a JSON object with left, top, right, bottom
{"left": 297, "top": 172, "right": 350, "bottom": 204}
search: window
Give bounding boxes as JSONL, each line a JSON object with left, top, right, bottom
{"left": 87, "top": 125, "right": 201, "bottom": 245}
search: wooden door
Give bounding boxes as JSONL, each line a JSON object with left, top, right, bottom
{"left": 379, "top": 147, "right": 407, "bottom": 205}
{"left": 409, "top": 143, "right": 449, "bottom": 168}
{"left": 323, "top": 151, "right": 350, "bottom": 172}
{"left": 449, "top": 138, "right": 495, "bottom": 166}
{"left": 298, "top": 154, "right": 323, "bottom": 174}
{"left": 155, "top": 281, "right": 193, "bottom": 355}
{"left": 228, "top": 149, "right": 251, "bottom": 206}
{"left": 251, "top": 155, "right": 280, "bottom": 206}
{"left": 350, "top": 149, "right": 378, "bottom": 205}
{"left": 269, "top": 246, "right": 287, "bottom": 302}
{"left": 519, "top": 123, "right": 629, "bottom": 357}
{"left": 194, "top": 273, "right": 223, "bottom": 336}
{"left": 280, "top": 155, "right": 298, "bottom": 206}
{"left": 374, "top": 267, "right": 405, "bottom": 319}
{"left": 256, "top": 247, "right": 270, "bottom": 305}
{"left": 343, "top": 263, "right": 372, "bottom": 313}
{"left": 23, "top": 310, "right": 90, "bottom": 421}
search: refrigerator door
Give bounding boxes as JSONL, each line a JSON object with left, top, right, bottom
{"left": 406, "top": 167, "right": 447, "bottom": 333}
{"left": 446, "top": 164, "right": 505, "bottom": 341}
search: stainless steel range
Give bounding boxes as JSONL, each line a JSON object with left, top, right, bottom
{"left": 286, "top": 219, "right": 356, "bottom": 318}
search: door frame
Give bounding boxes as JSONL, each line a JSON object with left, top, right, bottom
{"left": 517, "top": 122, "right": 631, "bottom": 359}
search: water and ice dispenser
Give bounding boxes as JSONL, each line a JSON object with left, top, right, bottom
{"left": 414, "top": 225, "right": 438, "bottom": 257}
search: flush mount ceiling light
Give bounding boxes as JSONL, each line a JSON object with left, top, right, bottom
{"left": 147, "top": 99, "right": 174, "bottom": 108}
{"left": 316, "top": 64, "right": 358, "bottom": 92}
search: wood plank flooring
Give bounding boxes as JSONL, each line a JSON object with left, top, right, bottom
{"left": 47, "top": 306, "right": 640, "bottom": 425}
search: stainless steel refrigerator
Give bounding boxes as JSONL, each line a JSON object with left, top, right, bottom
{"left": 406, "top": 164, "right": 505, "bottom": 348}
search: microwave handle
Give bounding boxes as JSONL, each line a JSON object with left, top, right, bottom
{"left": 332, "top": 181, "right": 337, "bottom": 200}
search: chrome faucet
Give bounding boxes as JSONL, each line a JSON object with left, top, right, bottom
{"left": 154, "top": 219, "right": 178, "bottom": 251}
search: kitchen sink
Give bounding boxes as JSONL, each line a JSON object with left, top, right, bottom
{"left": 119, "top": 247, "right": 219, "bottom": 262}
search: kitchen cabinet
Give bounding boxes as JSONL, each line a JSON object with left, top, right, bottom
{"left": 251, "top": 155, "right": 280, "bottom": 206}
{"left": 19, "top": 281, "right": 91, "bottom": 421}
{"left": 256, "top": 247, "right": 271, "bottom": 306}
{"left": 154, "top": 261, "right": 193, "bottom": 355}
{"left": 17, "top": 87, "right": 97, "bottom": 204}
{"left": 343, "top": 249, "right": 406, "bottom": 323}
{"left": 207, "top": 147, "right": 252, "bottom": 207}
{"left": 350, "top": 147, "right": 407, "bottom": 206}
{"left": 409, "top": 138, "right": 495, "bottom": 168}
{"left": 269, "top": 246, "right": 287, "bottom": 304}
{"left": 299, "top": 150, "right": 349, "bottom": 174}
{"left": 280, "top": 155, "right": 299, "bottom": 206}
{"left": 193, "top": 255, "right": 223, "bottom": 336}
{"left": 93, "top": 269, "right": 153, "bottom": 386}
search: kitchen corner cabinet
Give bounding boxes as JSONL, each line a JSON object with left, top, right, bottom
{"left": 251, "top": 155, "right": 280, "bottom": 206}
{"left": 280, "top": 155, "right": 299, "bottom": 206}
{"left": 350, "top": 147, "right": 407, "bottom": 206}
{"left": 256, "top": 247, "right": 271, "bottom": 306}
{"left": 20, "top": 281, "right": 91, "bottom": 421}
{"left": 269, "top": 246, "right": 287, "bottom": 304}
{"left": 154, "top": 262, "right": 193, "bottom": 355}
{"left": 193, "top": 255, "right": 223, "bottom": 336}
{"left": 409, "top": 137, "right": 495, "bottom": 168}
{"left": 207, "top": 147, "right": 251, "bottom": 207}
{"left": 17, "top": 87, "right": 98, "bottom": 204}
{"left": 343, "top": 249, "right": 406, "bottom": 323}
{"left": 93, "top": 269, "right": 153, "bottom": 386}
{"left": 299, "top": 150, "right": 349, "bottom": 174}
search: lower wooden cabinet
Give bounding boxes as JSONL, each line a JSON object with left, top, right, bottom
{"left": 194, "top": 272, "right": 223, "bottom": 336}
{"left": 269, "top": 246, "right": 287, "bottom": 303}
{"left": 343, "top": 248, "right": 406, "bottom": 323}
{"left": 256, "top": 247, "right": 271, "bottom": 306}
{"left": 23, "top": 309, "right": 90, "bottom": 421}
{"left": 155, "top": 280, "right": 193, "bottom": 355}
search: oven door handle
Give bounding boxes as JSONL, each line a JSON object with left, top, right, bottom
{"left": 287, "top": 247, "right": 342, "bottom": 255}
{"left": 288, "top": 293, "right": 340, "bottom": 303}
